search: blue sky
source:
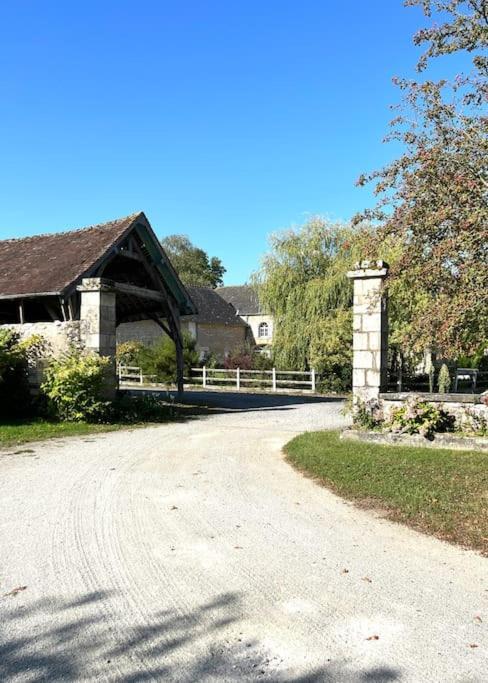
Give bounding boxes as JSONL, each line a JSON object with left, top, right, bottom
{"left": 0, "top": 1, "right": 467, "bottom": 284}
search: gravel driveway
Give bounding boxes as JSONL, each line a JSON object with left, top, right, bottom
{"left": 0, "top": 392, "right": 486, "bottom": 682}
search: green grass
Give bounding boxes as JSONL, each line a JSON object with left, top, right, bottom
{"left": 285, "top": 431, "right": 488, "bottom": 555}
{"left": 0, "top": 419, "right": 125, "bottom": 448}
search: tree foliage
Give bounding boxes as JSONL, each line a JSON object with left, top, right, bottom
{"left": 135, "top": 333, "right": 198, "bottom": 383}
{"left": 406, "top": 0, "right": 488, "bottom": 77}
{"left": 253, "top": 217, "right": 368, "bottom": 388}
{"left": 161, "top": 234, "right": 226, "bottom": 288}
{"left": 355, "top": 0, "right": 488, "bottom": 356}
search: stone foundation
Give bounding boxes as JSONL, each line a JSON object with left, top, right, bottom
{"left": 342, "top": 428, "right": 488, "bottom": 452}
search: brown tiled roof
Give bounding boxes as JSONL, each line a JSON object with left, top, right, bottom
{"left": 184, "top": 287, "right": 247, "bottom": 326}
{"left": 0, "top": 213, "right": 142, "bottom": 298}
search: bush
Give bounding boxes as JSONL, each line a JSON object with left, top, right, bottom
{"left": 352, "top": 398, "right": 383, "bottom": 430}
{"left": 41, "top": 350, "right": 111, "bottom": 422}
{"left": 388, "top": 395, "right": 453, "bottom": 439}
{"left": 456, "top": 407, "right": 488, "bottom": 436}
{"left": 116, "top": 341, "right": 145, "bottom": 366}
{"left": 0, "top": 329, "right": 41, "bottom": 418}
{"left": 224, "top": 348, "right": 253, "bottom": 370}
{"left": 137, "top": 332, "right": 198, "bottom": 383}
{"left": 438, "top": 363, "right": 451, "bottom": 393}
{"left": 108, "top": 394, "right": 178, "bottom": 423}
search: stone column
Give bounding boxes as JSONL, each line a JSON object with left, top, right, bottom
{"left": 77, "top": 278, "right": 117, "bottom": 398}
{"left": 347, "top": 260, "right": 389, "bottom": 403}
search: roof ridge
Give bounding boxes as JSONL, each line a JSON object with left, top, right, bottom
{"left": 0, "top": 211, "right": 143, "bottom": 245}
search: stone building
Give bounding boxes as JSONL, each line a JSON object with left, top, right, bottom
{"left": 118, "top": 286, "right": 249, "bottom": 361}
{"left": 0, "top": 212, "right": 196, "bottom": 394}
{"left": 217, "top": 285, "right": 273, "bottom": 350}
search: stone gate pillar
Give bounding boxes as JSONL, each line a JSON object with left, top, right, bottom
{"left": 347, "top": 260, "right": 389, "bottom": 403}
{"left": 78, "top": 278, "right": 117, "bottom": 398}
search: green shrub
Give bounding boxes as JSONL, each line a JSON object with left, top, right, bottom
{"left": 116, "top": 340, "right": 145, "bottom": 366}
{"left": 388, "top": 395, "right": 453, "bottom": 438}
{"left": 138, "top": 333, "right": 198, "bottom": 383}
{"left": 438, "top": 363, "right": 451, "bottom": 393}
{"left": 108, "top": 394, "right": 178, "bottom": 423}
{"left": 0, "top": 329, "right": 37, "bottom": 417}
{"left": 352, "top": 398, "right": 382, "bottom": 430}
{"left": 41, "top": 350, "right": 111, "bottom": 422}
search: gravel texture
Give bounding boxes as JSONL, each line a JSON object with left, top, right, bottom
{"left": 0, "top": 392, "right": 486, "bottom": 682}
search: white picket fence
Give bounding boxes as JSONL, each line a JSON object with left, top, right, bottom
{"left": 190, "top": 367, "right": 316, "bottom": 393}
{"left": 118, "top": 364, "right": 317, "bottom": 393}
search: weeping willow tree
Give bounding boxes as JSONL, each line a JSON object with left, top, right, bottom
{"left": 253, "top": 217, "right": 370, "bottom": 390}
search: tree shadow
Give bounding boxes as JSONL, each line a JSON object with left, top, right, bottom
{"left": 126, "top": 387, "right": 345, "bottom": 415}
{"left": 1, "top": 588, "right": 401, "bottom": 681}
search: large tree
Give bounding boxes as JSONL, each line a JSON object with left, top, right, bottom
{"left": 253, "top": 218, "right": 368, "bottom": 389}
{"left": 161, "top": 234, "right": 226, "bottom": 288}
{"left": 356, "top": 0, "right": 488, "bottom": 356}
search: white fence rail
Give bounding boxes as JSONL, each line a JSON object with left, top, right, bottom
{"left": 190, "top": 367, "right": 316, "bottom": 393}
{"left": 118, "top": 365, "right": 157, "bottom": 385}
{"left": 118, "top": 365, "right": 316, "bottom": 393}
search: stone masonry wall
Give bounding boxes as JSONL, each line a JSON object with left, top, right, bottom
{"left": 1, "top": 321, "right": 83, "bottom": 386}
{"left": 347, "top": 261, "right": 389, "bottom": 403}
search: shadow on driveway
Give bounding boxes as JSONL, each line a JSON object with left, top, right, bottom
{"left": 125, "top": 388, "right": 345, "bottom": 414}
{"left": 0, "top": 589, "right": 401, "bottom": 682}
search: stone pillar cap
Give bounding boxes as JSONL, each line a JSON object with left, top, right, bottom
{"left": 77, "top": 277, "right": 116, "bottom": 292}
{"left": 347, "top": 260, "right": 389, "bottom": 279}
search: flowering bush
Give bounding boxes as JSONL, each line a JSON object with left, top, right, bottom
{"left": 388, "top": 395, "right": 453, "bottom": 439}
{"left": 456, "top": 408, "right": 488, "bottom": 436}
{"left": 352, "top": 398, "right": 383, "bottom": 430}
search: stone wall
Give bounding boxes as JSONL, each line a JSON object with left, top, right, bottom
{"left": 193, "top": 323, "right": 247, "bottom": 359}
{"left": 1, "top": 321, "right": 83, "bottom": 386}
{"left": 116, "top": 319, "right": 247, "bottom": 361}
{"left": 117, "top": 319, "right": 163, "bottom": 347}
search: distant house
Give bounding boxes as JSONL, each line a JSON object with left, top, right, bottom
{"left": 117, "top": 286, "right": 249, "bottom": 361}
{"left": 217, "top": 285, "right": 273, "bottom": 349}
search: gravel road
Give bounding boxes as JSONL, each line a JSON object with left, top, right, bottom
{"left": 0, "top": 392, "right": 486, "bottom": 682}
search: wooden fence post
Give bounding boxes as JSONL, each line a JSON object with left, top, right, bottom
{"left": 272, "top": 368, "right": 277, "bottom": 392}
{"left": 203, "top": 366, "right": 207, "bottom": 388}
{"left": 236, "top": 367, "right": 240, "bottom": 390}
{"left": 311, "top": 368, "right": 316, "bottom": 392}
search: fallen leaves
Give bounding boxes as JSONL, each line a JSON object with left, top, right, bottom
{"left": 366, "top": 635, "right": 379, "bottom": 641}
{"left": 3, "top": 585, "right": 27, "bottom": 598}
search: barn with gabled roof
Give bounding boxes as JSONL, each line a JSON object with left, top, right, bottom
{"left": 0, "top": 212, "right": 196, "bottom": 394}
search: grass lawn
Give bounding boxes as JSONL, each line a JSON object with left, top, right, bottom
{"left": 0, "top": 419, "right": 125, "bottom": 449}
{"left": 285, "top": 430, "right": 488, "bottom": 555}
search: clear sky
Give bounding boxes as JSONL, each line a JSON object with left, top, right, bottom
{"left": 0, "top": 1, "right": 467, "bottom": 284}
